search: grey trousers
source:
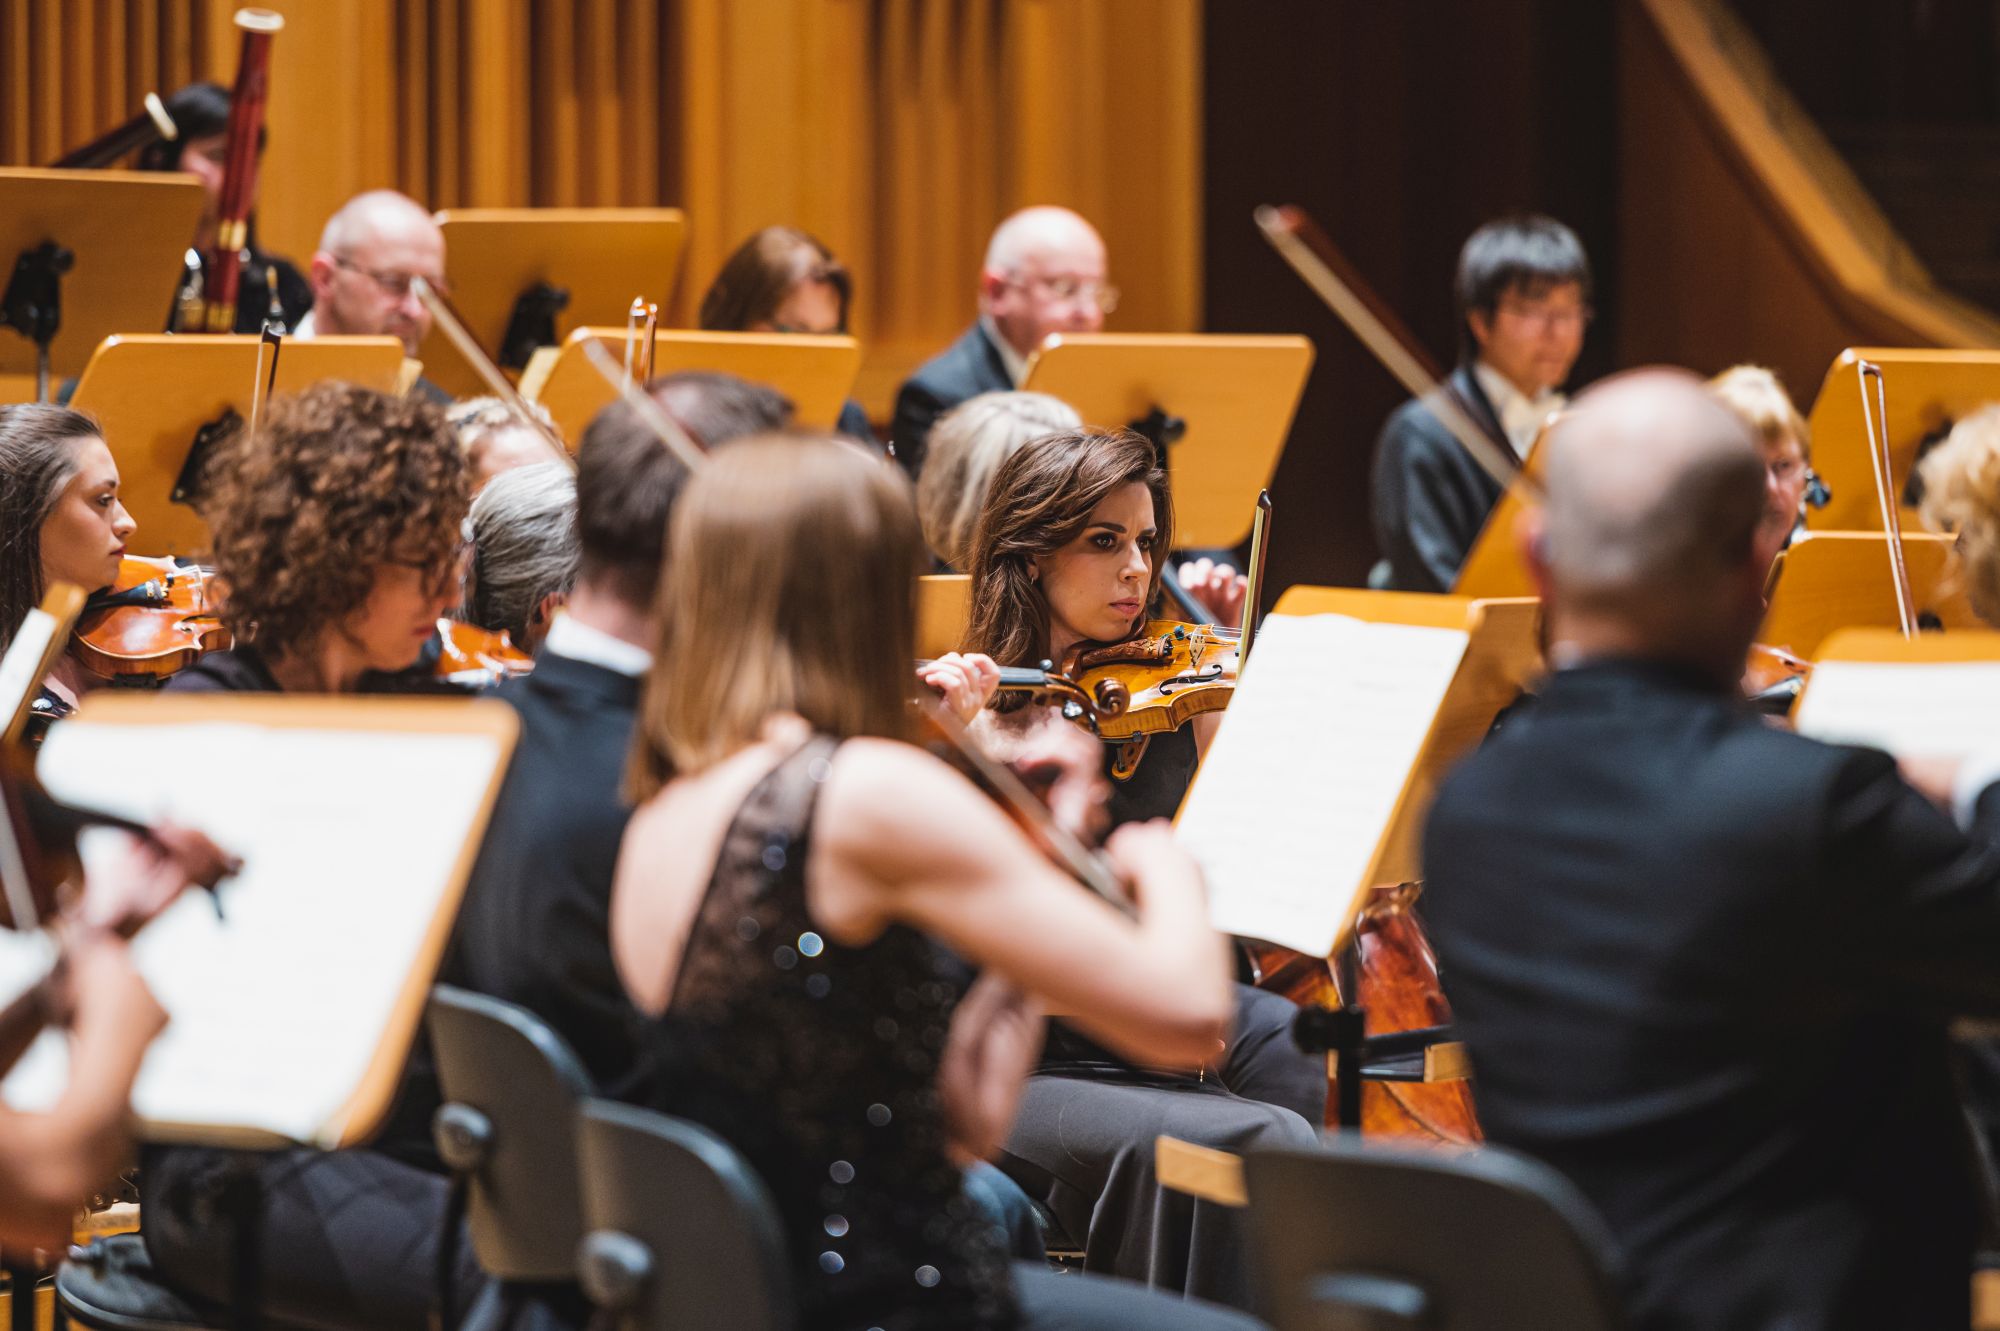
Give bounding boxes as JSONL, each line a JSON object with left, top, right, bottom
{"left": 998, "top": 985, "right": 1323, "bottom": 1312}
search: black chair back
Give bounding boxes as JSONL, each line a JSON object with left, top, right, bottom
{"left": 574, "top": 1098, "right": 793, "bottom": 1331}
{"left": 426, "top": 984, "right": 595, "bottom": 1283}
{"left": 1245, "top": 1137, "right": 1626, "bottom": 1331}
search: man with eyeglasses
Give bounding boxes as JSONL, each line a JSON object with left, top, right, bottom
{"left": 891, "top": 205, "right": 1116, "bottom": 478}
{"left": 1370, "top": 213, "right": 1592, "bottom": 592}
{"left": 297, "top": 190, "right": 450, "bottom": 401}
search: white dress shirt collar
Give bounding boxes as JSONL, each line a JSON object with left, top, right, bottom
{"left": 544, "top": 612, "right": 653, "bottom": 678}
{"left": 1473, "top": 359, "right": 1565, "bottom": 458}
{"left": 978, "top": 314, "right": 1030, "bottom": 388}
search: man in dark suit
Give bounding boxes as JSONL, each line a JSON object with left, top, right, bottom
{"left": 890, "top": 206, "right": 1114, "bottom": 477}
{"left": 1371, "top": 214, "right": 1590, "bottom": 591}
{"left": 1422, "top": 368, "right": 2000, "bottom": 1331}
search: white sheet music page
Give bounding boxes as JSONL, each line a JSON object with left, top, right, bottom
{"left": 1792, "top": 659, "right": 2000, "bottom": 753}
{"left": 3, "top": 719, "right": 503, "bottom": 1147}
{"left": 1176, "top": 613, "right": 1469, "bottom": 958}
{"left": 0, "top": 608, "right": 58, "bottom": 730}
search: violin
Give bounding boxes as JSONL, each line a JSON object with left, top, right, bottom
{"left": 432, "top": 620, "right": 535, "bottom": 688}
{"left": 1061, "top": 619, "right": 1240, "bottom": 742}
{"left": 72, "top": 557, "right": 230, "bottom": 683}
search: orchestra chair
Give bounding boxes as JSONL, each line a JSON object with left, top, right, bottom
{"left": 54, "top": 1234, "right": 218, "bottom": 1331}
{"left": 1243, "top": 1137, "right": 1626, "bottom": 1330}
{"left": 574, "top": 1099, "right": 793, "bottom": 1331}
{"left": 427, "top": 985, "right": 596, "bottom": 1331}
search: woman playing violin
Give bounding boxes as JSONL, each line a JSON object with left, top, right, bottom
{"left": 612, "top": 432, "right": 1257, "bottom": 1331}
{"left": 166, "top": 383, "right": 470, "bottom": 696}
{"left": 964, "top": 427, "right": 1245, "bottom": 823}
{"left": 957, "top": 426, "right": 1320, "bottom": 1311}
{"left": 0, "top": 405, "right": 138, "bottom": 742}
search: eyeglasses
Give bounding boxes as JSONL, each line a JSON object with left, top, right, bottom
{"left": 1495, "top": 298, "right": 1593, "bottom": 331}
{"left": 332, "top": 254, "right": 448, "bottom": 301}
{"left": 1003, "top": 272, "right": 1120, "bottom": 315}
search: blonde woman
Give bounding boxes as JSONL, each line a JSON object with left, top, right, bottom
{"left": 1709, "top": 364, "right": 1816, "bottom": 546}
{"left": 915, "top": 390, "right": 1081, "bottom": 572}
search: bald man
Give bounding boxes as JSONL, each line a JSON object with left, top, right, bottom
{"left": 297, "top": 190, "right": 446, "bottom": 360}
{"left": 890, "top": 206, "right": 1113, "bottom": 477}
{"left": 1421, "top": 369, "right": 2000, "bottom": 1331}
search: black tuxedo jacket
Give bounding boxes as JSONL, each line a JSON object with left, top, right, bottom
{"left": 1423, "top": 660, "right": 2000, "bottom": 1331}
{"left": 376, "top": 649, "right": 646, "bottom": 1167}
{"left": 889, "top": 321, "right": 1013, "bottom": 479}
{"left": 1369, "top": 363, "right": 1511, "bottom": 592}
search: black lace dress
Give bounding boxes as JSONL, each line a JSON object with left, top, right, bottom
{"left": 642, "top": 736, "right": 1015, "bottom": 1331}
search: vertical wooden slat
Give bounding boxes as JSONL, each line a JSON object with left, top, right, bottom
{"left": 128, "top": 0, "right": 158, "bottom": 120}
{"left": 535, "top": 0, "right": 578, "bottom": 204}
{"left": 4, "top": 0, "right": 32, "bottom": 161}
{"left": 618, "top": 0, "right": 659, "bottom": 207}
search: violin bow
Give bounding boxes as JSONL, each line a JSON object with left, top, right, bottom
{"left": 1854, "top": 359, "right": 1919, "bottom": 638}
{"left": 411, "top": 275, "right": 574, "bottom": 470}
{"left": 578, "top": 335, "right": 711, "bottom": 473}
{"left": 244, "top": 324, "right": 281, "bottom": 445}
{"left": 918, "top": 696, "right": 1131, "bottom": 912}
{"left": 1255, "top": 204, "right": 1531, "bottom": 498}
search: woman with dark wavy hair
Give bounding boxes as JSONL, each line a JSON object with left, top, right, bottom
{"left": 697, "top": 225, "right": 877, "bottom": 445}
{"left": 165, "top": 381, "right": 470, "bottom": 694}
{"left": 960, "top": 427, "right": 1322, "bottom": 1313}
{"left": 0, "top": 404, "right": 136, "bottom": 742}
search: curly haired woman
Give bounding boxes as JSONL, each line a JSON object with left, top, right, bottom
{"left": 166, "top": 381, "right": 470, "bottom": 695}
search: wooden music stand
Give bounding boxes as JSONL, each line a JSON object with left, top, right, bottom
{"left": 1758, "top": 530, "right": 1979, "bottom": 657}
{"left": 917, "top": 575, "right": 972, "bottom": 660}
{"left": 1449, "top": 419, "right": 1556, "bottom": 599}
{"left": 416, "top": 208, "right": 688, "bottom": 399}
{"left": 520, "top": 326, "right": 862, "bottom": 443}
{"left": 12, "top": 693, "right": 519, "bottom": 1148}
{"left": 1804, "top": 347, "right": 2000, "bottom": 532}
{"left": 0, "top": 169, "right": 205, "bottom": 390}
{"left": 1019, "top": 334, "right": 1316, "bottom": 549}
{"left": 1176, "top": 587, "right": 1542, "bottom": 960}
{"left": 0, "top": 588, "right": 84, "bottom": 749}
{"left": 70, "top": 334, "right": 406, "bottom": 558}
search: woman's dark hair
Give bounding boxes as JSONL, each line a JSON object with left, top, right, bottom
{"left": 1454, "top": 214, "right": 1592, "bottom": 362}
{"left": 0, "top": 405, "right": 101, "bottom": 657}
{"left": 204, "top": 383, "right": 467, "bottom": 659}
{"left": 963, "top": 428, "right": 1171, "bottom": 669}
{"left": 135, "top": 82, "right": 263, "bottom": 171}
{"left": 698, "top": 226, "right": 852, "bottom": 333}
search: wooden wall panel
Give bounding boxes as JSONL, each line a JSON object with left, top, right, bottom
{"left": 1, "top": 0, "right": 1199, "bottom": 414}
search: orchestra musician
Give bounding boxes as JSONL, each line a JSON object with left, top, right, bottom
{"left": 0, "top": 828, "right": 235, "bottom": 1250}
{"left": 698, "top": 225, "right": 877, "bottom": 444}
{"left": 447, "top": 396, "right": 565, "bottom": 494}
{"left": 294, "top": 191, "right": 452, "bottom": 402}
{"left": 1421, "top": 369, "right": 2000, "bottom": 1331}
{"left": 162, "top": 382, "right": 469, "bottom": 696}
{"left": 1370, "top": 214, "right": 1591, "bottom": 592}
{"left": 1710, "top": 363, "right": 1815, "bottom": 547}
{"left": 891, "top": 207, "right": 1115, "bottom": 478}
{"left": 462, "top": 461, "right": 578, "bottom": 657}
{"left": 960, "top": 427, "right": 1318, "bottom": 1309}
{"left": 0, "top": 405, "right": 137, "bottom": 743}
{"left": 136, "top": 375, "right": 799, "bottom": 1331}
{"left": 612, "top": 431, "right": 1262, "bottom": 1330}
{"left": 136, "top": 82, "right": 311, "bottom": 336}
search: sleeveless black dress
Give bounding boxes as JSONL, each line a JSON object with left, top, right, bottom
{"left": 642, "top": 736, "right": 1015, "bottom": 1331}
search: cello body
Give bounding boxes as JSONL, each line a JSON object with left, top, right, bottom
{"left": 1244, "top": 881, "right": 1481, "bottom": 1144}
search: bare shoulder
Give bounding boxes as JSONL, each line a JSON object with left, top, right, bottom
{"left": 815, "top": 738, "right": 1004, "bottom": 865}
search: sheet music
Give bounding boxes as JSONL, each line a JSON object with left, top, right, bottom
{"left": 1792, "top": 660, "right": 2000, "bottom": 753}
{"left": 0, "top": 719, "right": 504, "bottom": 1146}
{"left": 1176, "top": 614, "right": 1469, "bottom": 957}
